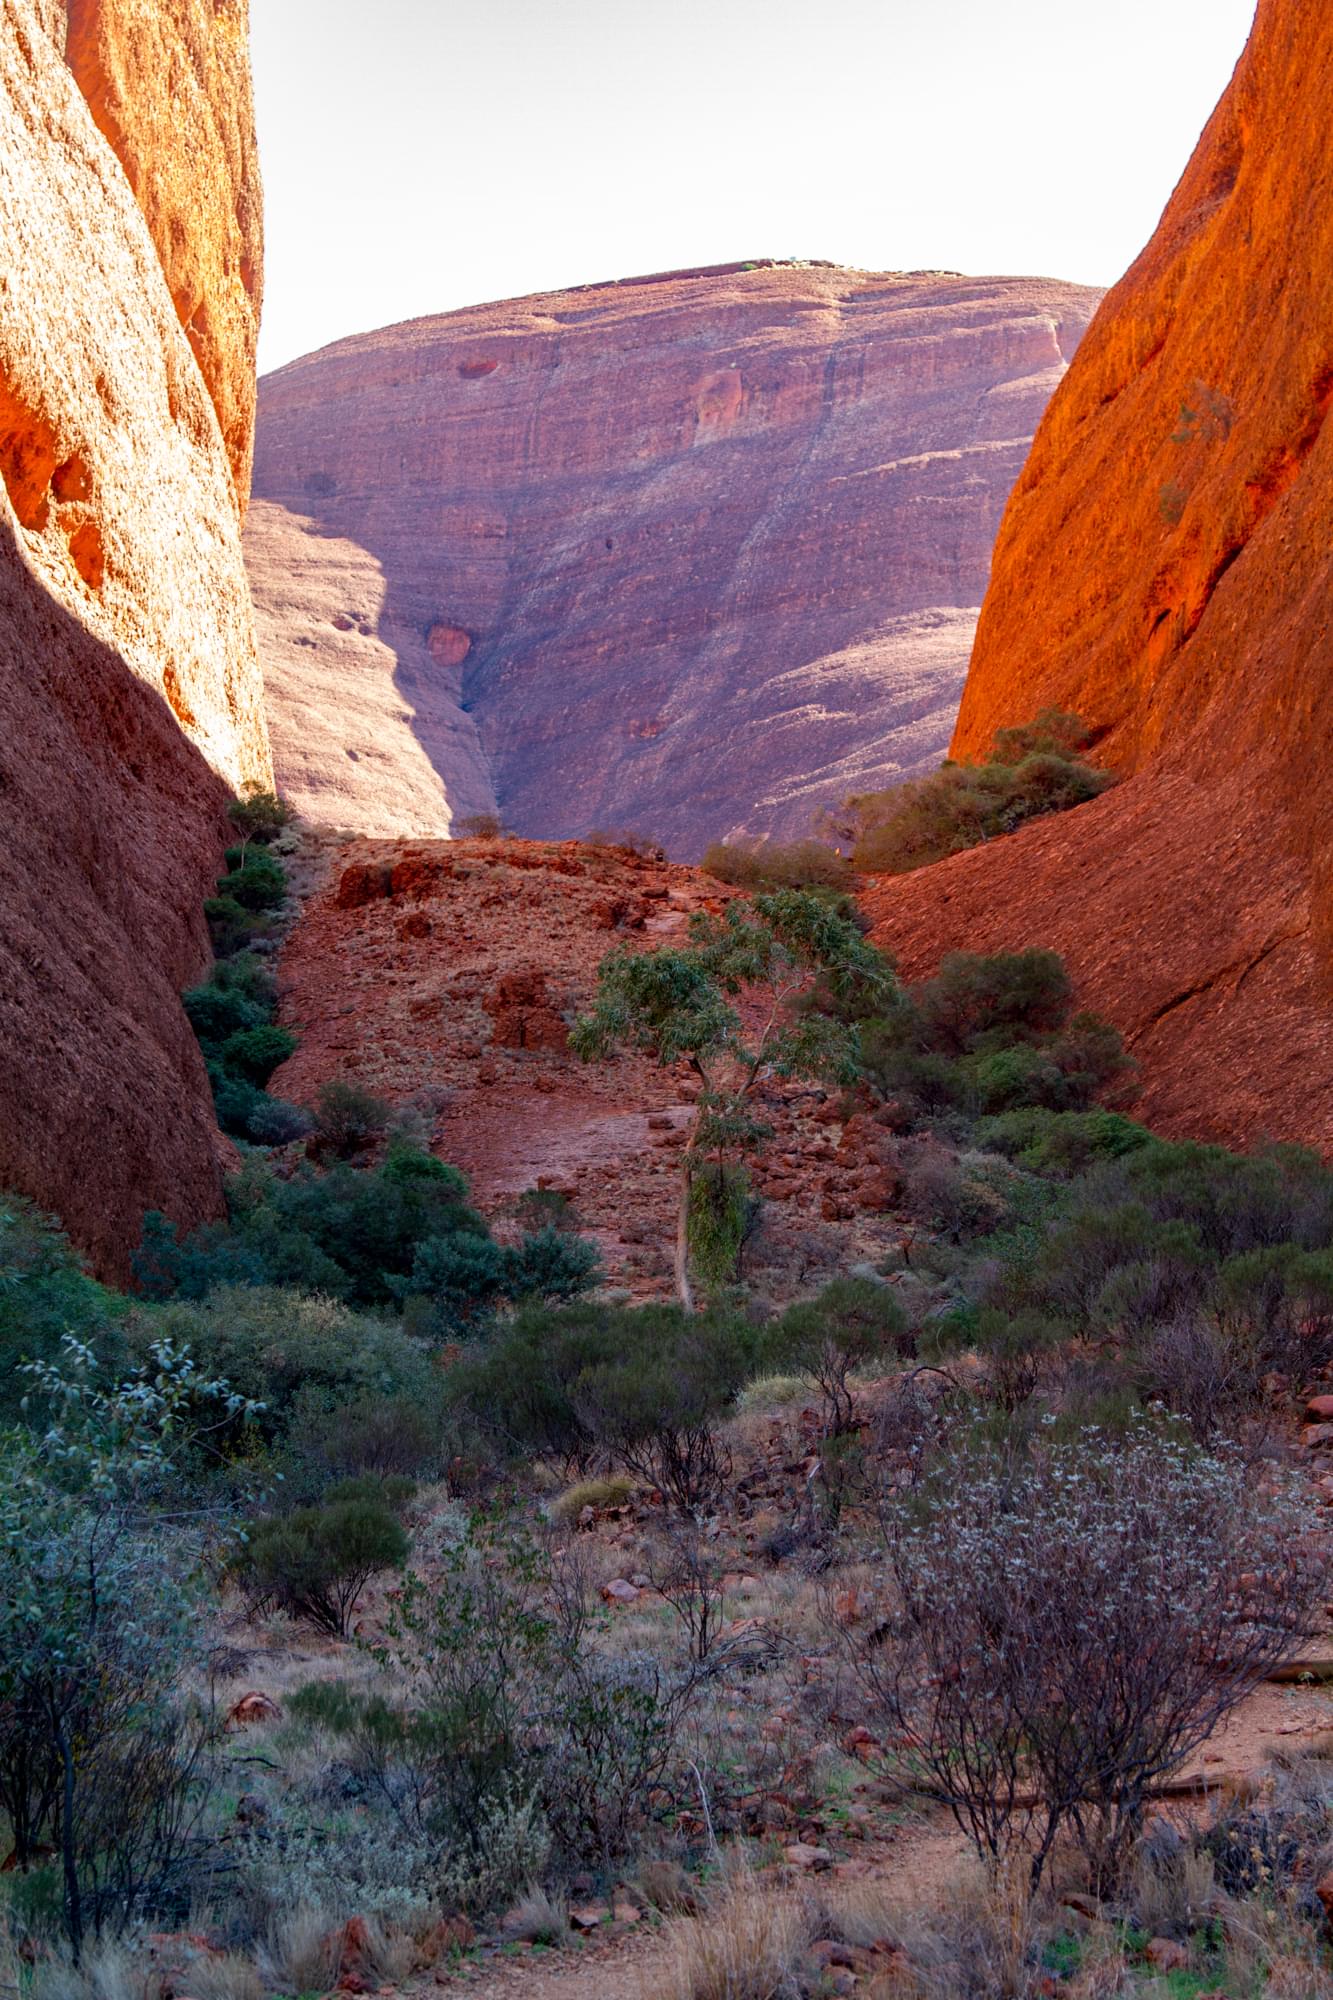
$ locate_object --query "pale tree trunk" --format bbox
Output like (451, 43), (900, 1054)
(675, 1159), (695, 1314)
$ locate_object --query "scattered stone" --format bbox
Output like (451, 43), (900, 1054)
(1145, 1937), (1189, 1972)
(784, 1842), (833, 1871)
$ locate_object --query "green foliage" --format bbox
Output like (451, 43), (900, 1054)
(574, 889), (896, 1305)
(0, 1340), (252, 1947)
(976, 1107), (1154, 1175)
(686, 1160), (755, 1289)
(450, 1298), (759, 1506)
(307, 1515), (697, 1891)
(768, 1275), (908, 1432)
(219, 1023), (298, 1086)
(846, 709), (1113, 874)
(0, 1195), (126, 1422)
(700, 837), (851, 893)
(233, 1490), (409, 1635)
(854, 949), (1132, 1122)
(215, 850), (286, 914)
(310, 1077), (392, 1159)
(226, 787), (295, 846)
(136, 1287), (435, 1445)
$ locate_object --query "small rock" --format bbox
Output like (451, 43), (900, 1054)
(569, 1903), (612, 1931)
(784, 1842), (833, 1871)
(1308, 1395), (1333, 1421)
(1145, 1937), (1189, 1972)
(601, 1578), (640, 1604)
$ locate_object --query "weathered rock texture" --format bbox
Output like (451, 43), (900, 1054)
(64, 0), (264, 505)
(0, 0), (268, 1275)
(272, 835), (918, 1300)
(865, 0), (1333, 1152)
(249, 265), (1100, 853)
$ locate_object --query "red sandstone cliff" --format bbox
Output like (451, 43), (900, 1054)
(248, 265), (1100, 853)
(865, 0), (1333, 1151)
(0, 0), (268, 1275)
(64, 0), (264, 506)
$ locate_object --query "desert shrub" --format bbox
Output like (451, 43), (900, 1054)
(854, 1424), (1326, 1891)
(453, 811), (510, 839)
(0, 1195), (126, 1422)
(203, 894), (260, 956)
(233, 1490), (409, 1635)
(569, 1302), (758, 1514)
(309, 1078), (392, 1159)
(919, 950), (1074, 1054)
(311, 1519), (698, 1897)
(215, 849), (287, 914)
(227, 787), (295, 847)
(700, 837), (851, 893)
(0, 1343), (250, 1949)
(977, 1106), (1153, 1176)
(767, 1276), (908, 1434)
(137, 1288), (434, 1444)
(182, 982), (264, 1044)
(136, 1151), (499, 1311)
(283, 1388), (447, 1494)
(686, 1159), (759, 1290)
(450, 1299), (758, 1504)
(243, 1094), (313, 1146)
(505, 1222), (603, 1303)
(847, 708), (1113, 875)
(219, 1024), (297, 1087)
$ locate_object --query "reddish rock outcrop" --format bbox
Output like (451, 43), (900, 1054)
(0, 0), (268, 1275)
(249, 266), (1101, 853)
(866, 0), (1333, 1152)
(64, 0), (264, 505)
(271, 838), (920, 1300)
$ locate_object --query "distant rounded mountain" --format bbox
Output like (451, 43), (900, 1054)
(247, 262), (1101, 855)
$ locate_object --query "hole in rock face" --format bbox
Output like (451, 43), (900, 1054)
(304, 470), (337, 498)
(458, 359), (499, 380)
(427, 622), (472, 667)
(53, 454), (92, 502)
(0, 380), (59, 530)
(67, 521), (105, 591)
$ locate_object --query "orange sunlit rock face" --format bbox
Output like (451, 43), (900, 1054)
(64, 0), (264, 507)
(0, 0), (268, 1276)
(866, 0), (1333, 1151)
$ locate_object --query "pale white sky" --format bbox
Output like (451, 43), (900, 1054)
(251, 0), (1257, 376)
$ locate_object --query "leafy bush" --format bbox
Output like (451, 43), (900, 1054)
(700, 837), (851, 893)
(767, 1276), (908, 1433)
(220, 1024), (298, 1087)
(309, 1078), (392, 1159)
(854, 1425), (1326, 1891)
(215, 850), (287, 914)
(976, 1107), (1154, 1176)
(0, 1195), (126, 1422)
(227, 787), (295, 846)
(846, 708), (1113, 875)
(233, 1489), (409, 1635)
(136, 1287), (435, 1443)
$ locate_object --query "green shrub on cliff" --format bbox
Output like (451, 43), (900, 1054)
(844, 708), (1113, 875)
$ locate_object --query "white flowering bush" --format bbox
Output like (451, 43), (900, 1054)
(855, 1423), (1327, 1890)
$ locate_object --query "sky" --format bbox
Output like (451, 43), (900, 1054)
(251, 0), (1257, 377)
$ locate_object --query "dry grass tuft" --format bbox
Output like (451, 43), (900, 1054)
(549, 1474), (637, 1521)
(646, 1867), (808, 2000)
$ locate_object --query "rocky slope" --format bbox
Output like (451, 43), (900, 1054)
(271, 837), (913, 1302)
(248, 265), (1101, 853)
(866, 0), (1333, 1153)
(0, 0), (268, 1276)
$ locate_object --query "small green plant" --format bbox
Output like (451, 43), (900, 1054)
(700, 837), (851, 893)
(767, 1276), (908, 1434)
